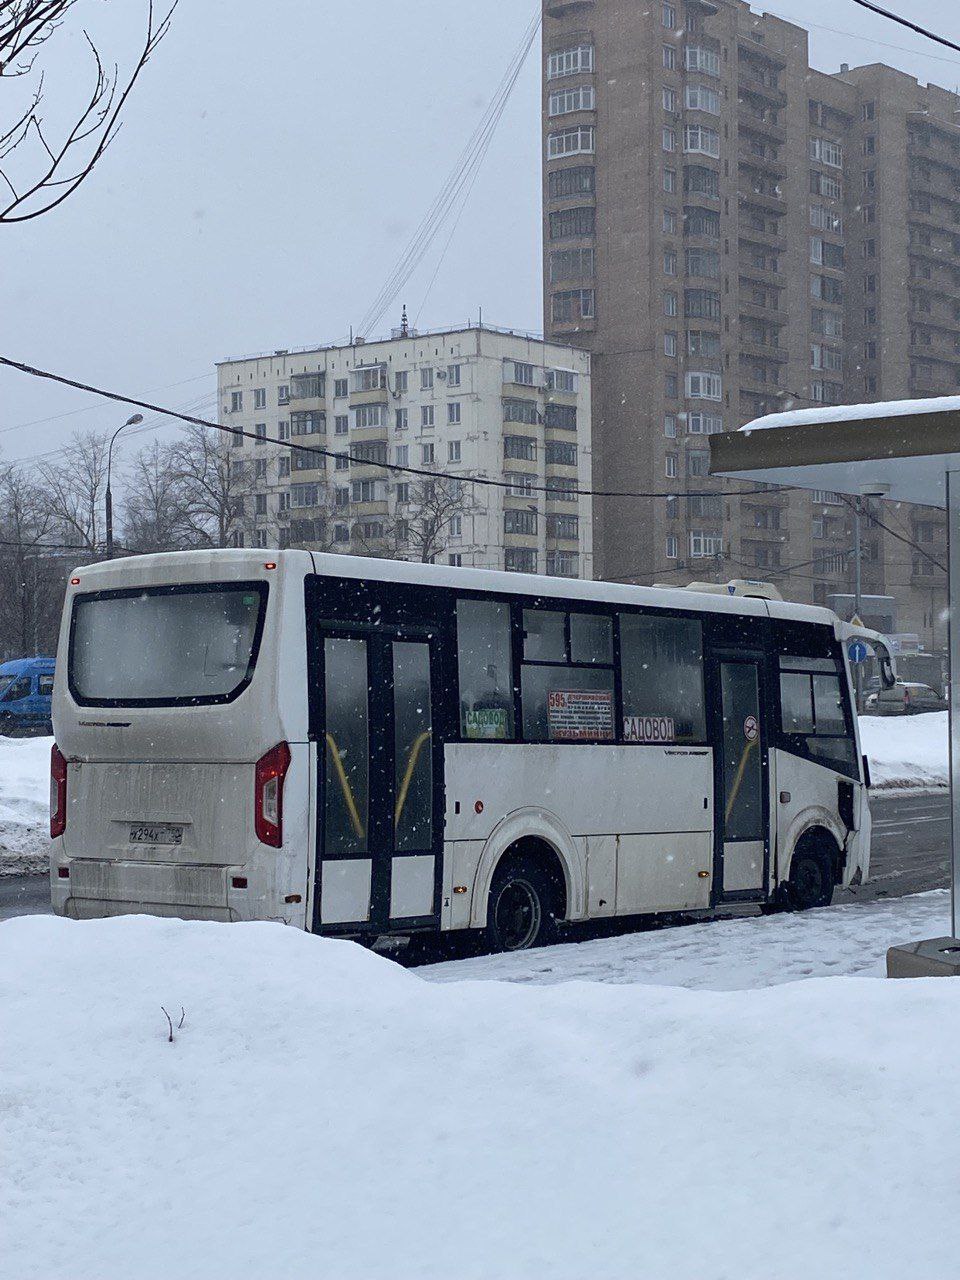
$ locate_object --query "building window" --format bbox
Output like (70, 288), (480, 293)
(546, 476), (578, 501)
(448, 440), (461, 462)
(664, 414), (678, 437)
(334, 453), (348, 471)
(354, 404), (384, 429)
(687, 450), (710, 477)
(546, 368), (578, 392)
(549, 85), (595, 116)
(395, 445), (409, 466)
(504, 435), (536, 461)
(334, 377), (348, 398)
(447, 364), (461, 386)
(665, 453), (678, 478)
(448, 401), (462, 425)
(683, 124), (720, 157)
(662, 2), (676, 27)
(685, 83), (720, 114)
(420, 367), (433, 390)
(663, 208), (678, 235)
(421, 405), (435, 428)
(662, 44), (676, 70)
(688, 330), (720, 358)
(449, 554), (462, 567)
(664, 331), (677, 357)
(552, 289), (595, 322)
(662, 85), (678, 112)
(254, 388), (266, 409)
(504, 398), (539, 425)
(546, 441), (577, 466)
(278, 384), (289, 405)
(278, 420), (289, 441)
(334, 414), (348, 435)
(685, 371), (722, 400)
(352, 365), (386, 392)
(861, 101), (875, 121)
(662, 127), (676, 152)
(663, 168), (677, 193)
(395, 482), (409, 503)
(505, 508), (537, 535)
(333, 524), (349, 544)
(663, 291), (678, 317)
(546, 551), (579, 577)
(421, 443), (435, 465)
(545, 403), (577, 430)
(665, 535), (679, 559)
(230, 391), (242, 412)
(684, 288), (721, 320)
(550, 247), (596, 282)
(505, 548), (537, 573)
(547, 126), (595, 159)
(548, 165), (595, 199)
(684, 206), (720, 238)
(684, 45), (720, 77)
(663, 249), (678, 276)
(547, 44), (594, 80)
(279, 456), (290, 478)
(352, 479), (380, 503)
(549, 206), (595, 239)
(690, 530), (723, 557)
(254, 422), (267, 445)
(395, 408), (408, 431)
(665, 373), (678, 398)
(809, 136), (843, 167)
(509, 361), (535, 386)
(547, 513), (579, 539)
(686, 247), (720, 278)
(688, 411), (723, 435)
(506, 472), (535, 496)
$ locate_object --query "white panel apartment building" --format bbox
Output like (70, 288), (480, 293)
(216, 325), (594, 577)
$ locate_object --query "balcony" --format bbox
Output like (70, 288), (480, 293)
(738, 338), (788, 363)
(738, 147), (786, 179)
(736, 75), (787, 110)
(289, 374), (325, 400)
(738, 115), (787, 147)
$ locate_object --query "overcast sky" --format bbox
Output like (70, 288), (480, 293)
(0, 0), (956, 471)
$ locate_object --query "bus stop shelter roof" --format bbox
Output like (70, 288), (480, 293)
(708, 394), (960, 506)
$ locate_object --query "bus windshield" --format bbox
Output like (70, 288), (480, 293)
(69, 583), (267, 706)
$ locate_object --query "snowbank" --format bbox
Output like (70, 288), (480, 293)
(0, 735), (50, 874)
(861, 711), (948, 790)
(3, 913), (960, 1280)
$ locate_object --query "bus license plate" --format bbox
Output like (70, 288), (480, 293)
(129, 824), (184, 846)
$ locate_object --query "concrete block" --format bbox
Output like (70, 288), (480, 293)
(887, 937), (960, 979)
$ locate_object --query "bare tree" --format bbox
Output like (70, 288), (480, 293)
(0, 461), (69, 656)
(37, 428), (108, 551)
(121, 437), (195, 553)
(0, 0), (177, 223)
(357, 476), (477, 563)
(172, 423), (259, 548)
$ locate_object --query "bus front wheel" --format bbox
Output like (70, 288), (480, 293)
(786, 848), (834, 911)
(485, 855), (561, 953)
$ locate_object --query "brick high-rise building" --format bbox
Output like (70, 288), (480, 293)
(541, 0), (959, 651)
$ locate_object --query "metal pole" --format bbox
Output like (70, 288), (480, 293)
(853, 497), (863, 713)
(105, 413), (143, 558)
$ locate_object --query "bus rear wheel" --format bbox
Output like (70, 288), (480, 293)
(787, 849), (834, 911)
(485, 856), (560, 953)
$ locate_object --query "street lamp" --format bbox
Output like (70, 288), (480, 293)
(105, 413), (144, 557)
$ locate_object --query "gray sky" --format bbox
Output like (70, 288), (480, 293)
(0, 0), (956, 470)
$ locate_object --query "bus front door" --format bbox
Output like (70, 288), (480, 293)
(714, 656), (769, 902)
(315, 629), (441, 934)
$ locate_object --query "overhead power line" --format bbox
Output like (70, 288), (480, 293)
(847, 0), (960, 56)
(356, 7), (541, 339)
(0, 354), (786, 502)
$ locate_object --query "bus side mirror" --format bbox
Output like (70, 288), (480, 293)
(879, 655), (896, 690)
(862, 754), (872, 789)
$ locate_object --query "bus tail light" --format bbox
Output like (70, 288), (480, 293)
(255, 741), (291, 847)
(50, 744), (68, 838)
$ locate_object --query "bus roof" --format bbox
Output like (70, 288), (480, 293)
(68, 548), (839, 629)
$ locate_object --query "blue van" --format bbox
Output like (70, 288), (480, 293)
(0, 657), (55, 735)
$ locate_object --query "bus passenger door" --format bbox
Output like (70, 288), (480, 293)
(315, 630), (441, 934)
(713, 656), (769, 901)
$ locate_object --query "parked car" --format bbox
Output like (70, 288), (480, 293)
(0, 657), (55, 735)
(864, 680), (947, 716)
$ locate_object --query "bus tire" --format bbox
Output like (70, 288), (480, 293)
(786, 847), (834, 911)
(485, 854), (561, 953)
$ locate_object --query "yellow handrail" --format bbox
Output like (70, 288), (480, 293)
(395, 730), (432, 827)
(325, 733), (365, 839)
(724, 738), (757, 824)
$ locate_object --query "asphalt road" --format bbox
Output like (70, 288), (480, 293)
(0, 791), (950, 924)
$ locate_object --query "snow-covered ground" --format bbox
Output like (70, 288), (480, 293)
(4, 906), (960, 1280)
(860, 710), (948, 790)
(0, 735), (51, 874)
(0, 713), (948, 872)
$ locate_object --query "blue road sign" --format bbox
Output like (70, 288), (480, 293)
(848, 640), (869, 665)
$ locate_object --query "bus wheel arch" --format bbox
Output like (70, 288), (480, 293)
(470, 809), (583, 934)
(785, 826), (841, 911)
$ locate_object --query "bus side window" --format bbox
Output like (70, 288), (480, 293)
(457, 599), (515, 739)
(778, 656), (857, 777)
(618, 614), (706, 743)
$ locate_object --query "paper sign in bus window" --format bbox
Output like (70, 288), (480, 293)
(623, 715), (676, 743)
(547, 689), (614, 741)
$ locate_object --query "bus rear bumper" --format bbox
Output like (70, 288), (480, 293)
(50, 855), (307, 927)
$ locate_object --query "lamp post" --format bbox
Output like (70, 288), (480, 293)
(105, 413), (144, 557)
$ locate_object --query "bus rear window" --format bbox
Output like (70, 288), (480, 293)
(69, 583), (267, 706)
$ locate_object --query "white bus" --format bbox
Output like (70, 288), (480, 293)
(50, 550), (892, 951)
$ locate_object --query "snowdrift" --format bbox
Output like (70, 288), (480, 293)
(3, 914), (960, 1280)
(860, 710), (948, 790)
(0, 735), (51, 873)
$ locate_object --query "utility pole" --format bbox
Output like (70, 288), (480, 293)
(105, 413), (144, 557)
(853, 496), (864, 712)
